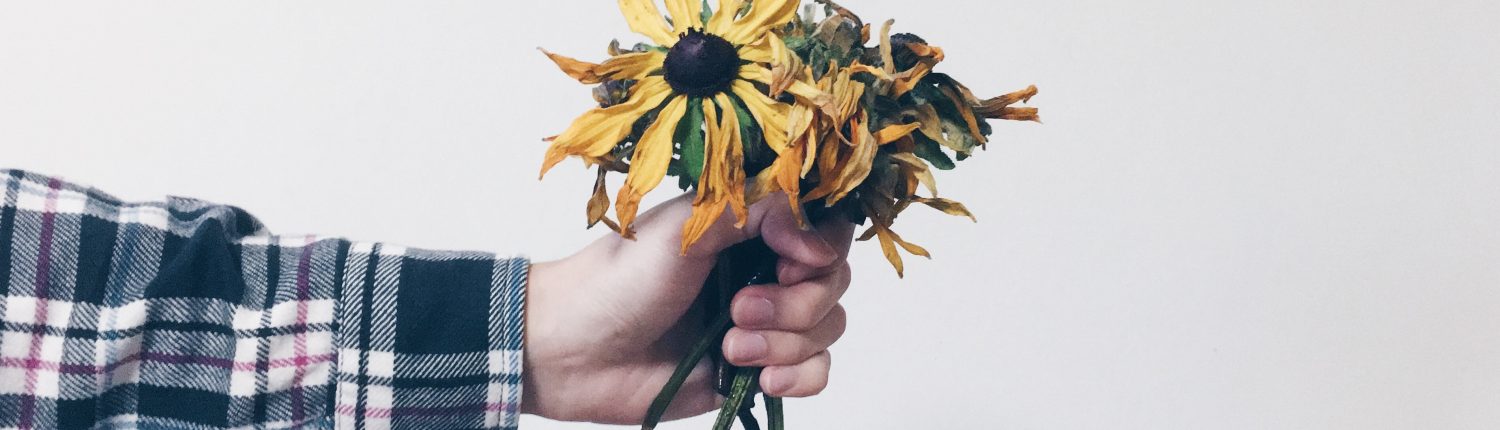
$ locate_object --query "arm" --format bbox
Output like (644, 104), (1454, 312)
(0, 169), (851, 428)
(0, 170), (526, 429)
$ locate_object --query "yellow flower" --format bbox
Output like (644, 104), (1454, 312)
(539, 0), (826, 248)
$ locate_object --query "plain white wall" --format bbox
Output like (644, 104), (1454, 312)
(3, 1), (1498, 429)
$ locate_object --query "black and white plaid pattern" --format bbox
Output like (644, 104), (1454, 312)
(0, 170), (526, 429)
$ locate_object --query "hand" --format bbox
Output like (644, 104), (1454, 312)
(524, 192), (854, 424)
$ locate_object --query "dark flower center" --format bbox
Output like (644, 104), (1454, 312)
(664, 28), (740, 97)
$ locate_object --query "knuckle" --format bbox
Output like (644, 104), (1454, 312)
(827, 304), (848, 337)
(802, 354), (832, 396)
(786, 303), (824, 332)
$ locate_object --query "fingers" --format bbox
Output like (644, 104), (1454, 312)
(759, 202), (838, 268)
(761, 351), (831, 398)
(774, 215), (855, 285)
(723, 304), (846, 367)
(732, 263), (851, 331)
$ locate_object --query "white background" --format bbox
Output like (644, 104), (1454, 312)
(3, 1), (1498, 428)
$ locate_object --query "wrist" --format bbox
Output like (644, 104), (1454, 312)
(521, 258), (603, 421)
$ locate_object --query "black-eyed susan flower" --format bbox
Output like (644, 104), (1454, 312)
(536, 2), (1041, 429)
(539, 0), (828, 249)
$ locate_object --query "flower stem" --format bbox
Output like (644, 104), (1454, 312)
(712, 367), (762, 430)
(641, 312), (733, 430)
(738, 396), (761, 430)
(766, 395), (784, 430)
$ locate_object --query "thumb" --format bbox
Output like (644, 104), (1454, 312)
(625, 191), (838, 270)
(584, 192), (838, 327)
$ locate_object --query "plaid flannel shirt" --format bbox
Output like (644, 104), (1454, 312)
(0, 170), (527, 429)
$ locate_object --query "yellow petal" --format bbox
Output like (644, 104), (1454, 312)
(682, 96), (749, 253)
(995, 107), (1040, 122)
(713, 94), (750, 227)
(871, 223), (905, 278)
(619, 0), (677, 46)
(587, 167), (624, 233)
(826, 117), (877, 205)
(720, 0), (800, 45)
(730, 79), (790, 154)
(540, 77), (674, 178)
(597, 50), (666, 81)
(540, 49), (603, 84)
(889, 152), (938, 198)
(874, 123), (921, 145)
(801, 127), (818, 177)
(976, 85), (1041, 122)
(800, 131), (847, 203)
(663, 0), (703, 35)
(739, 64), (831, 113)
(706, 0), (745, 34)
(616, 94), (691, 234)
(736, 31), (787, 65)
(773, 145), (804, 225)
(831, 67), (866, 123)
(891, 229), (931, 259)
(891, 62), (934, 97)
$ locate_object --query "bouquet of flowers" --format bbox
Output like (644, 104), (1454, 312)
(539, 0), (1038, 428)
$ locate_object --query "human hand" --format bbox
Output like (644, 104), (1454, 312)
(523, 192), (854, 424)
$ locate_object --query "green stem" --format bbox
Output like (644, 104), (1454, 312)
(712, 367), (762, 430)
(641, 312), (734, 430)
(737, 397), (761, 430)
(765, 395), (784, 430)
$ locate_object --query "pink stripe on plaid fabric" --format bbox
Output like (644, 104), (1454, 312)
(18, 178), (61, 429)
(290, 235), (316, 423)
(335, 403), (519, 418)
(2, 352), (336, 374)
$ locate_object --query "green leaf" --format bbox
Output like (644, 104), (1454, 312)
(700, 0), (713, 26)
(676, 97), (706, 184)
(913, 134), (956, 170)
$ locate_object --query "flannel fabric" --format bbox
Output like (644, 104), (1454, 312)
(0, 170), (527, 429)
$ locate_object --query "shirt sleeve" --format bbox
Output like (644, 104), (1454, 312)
(0, 169), (527, 430)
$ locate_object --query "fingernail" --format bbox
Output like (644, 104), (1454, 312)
(736, 297), (775, 327)
(730, 333), (768, 363)
(764, 368), (795, 394)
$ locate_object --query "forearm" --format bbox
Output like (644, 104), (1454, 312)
(0, 169), (530, 429)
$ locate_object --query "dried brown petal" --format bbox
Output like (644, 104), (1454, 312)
(912, 196), (977, 222)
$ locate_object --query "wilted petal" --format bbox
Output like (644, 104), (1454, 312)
(664, 0), (703, 34)
(616, 94), (691, 235)
(889, 152), (938, 198)
(730, 80), (791, 154)
(706, 0), (746, 35)
(541, 77), (674, 177)
(874, 123), (921, 145)
(540, 49), (603, 84)
(587, 167), (623, 233)
(913, 196), (977, 222)
(976, 85), (1040, 121)
(871, 223), (904, 278)
(827, 117), (878, 205)
(620, 0), (677, 46)
(720, 0), (800, 45)
(597, 50), (666, 81)
(936, 83), (986, 144)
